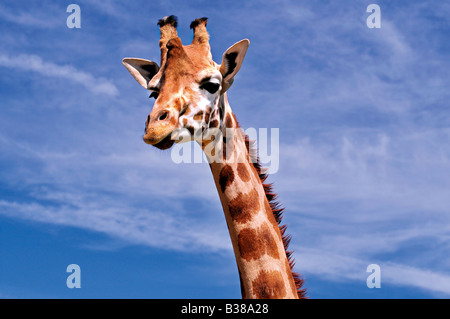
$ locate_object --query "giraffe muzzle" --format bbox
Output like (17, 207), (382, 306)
(143, 108), (177, 149)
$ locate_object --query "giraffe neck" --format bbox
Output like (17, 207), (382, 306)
(202, 94), (301, 299)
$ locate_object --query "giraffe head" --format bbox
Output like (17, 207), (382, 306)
(122, 16), (249, 150)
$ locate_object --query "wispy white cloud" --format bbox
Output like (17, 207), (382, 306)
(297, 248), (450, 296)
(271, 127), (450, 296)
(0, 131), (227, 252)
(0, 53), (119, 97)
(0, 197), (230, 252)
(382, 263), (450, 296)
(277, 128), (450, 213)
(88, 0), (131, 20)
(0, 3), (61, 28)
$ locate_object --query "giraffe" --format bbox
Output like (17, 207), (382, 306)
(122, 16), (306, 299)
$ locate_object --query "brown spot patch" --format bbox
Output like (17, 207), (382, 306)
(170, 115), (177, 126)
(209, 145), (216, 157)
(193, 111), (203, 120)
(251, 270), (287, 299)
(228, 188), (260, 224)
(219, 164), (234, 193)
(237, 162), (251, 183)
(237, 225), (279, 262)
(209, 119), (219, 128)
(225, 113), (233, 128)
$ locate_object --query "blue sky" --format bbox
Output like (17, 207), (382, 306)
(0, 0), (449, 298)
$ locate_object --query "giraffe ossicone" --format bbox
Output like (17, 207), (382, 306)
(122, 15), (306, 299)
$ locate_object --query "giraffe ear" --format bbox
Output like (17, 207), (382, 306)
(219, 39), (249, 92)
(122, 58), (159, 89)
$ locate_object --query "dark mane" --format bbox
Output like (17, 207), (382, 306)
(190, 17), (208, 29)
(244, 133), (307, 299)
(157, 15), (178, 28)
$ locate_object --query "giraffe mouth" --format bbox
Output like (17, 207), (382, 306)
(152, 133), (175, 150)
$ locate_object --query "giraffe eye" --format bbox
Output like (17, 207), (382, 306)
(200, 82), (220, 94)
(149, 91), (159, 99)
